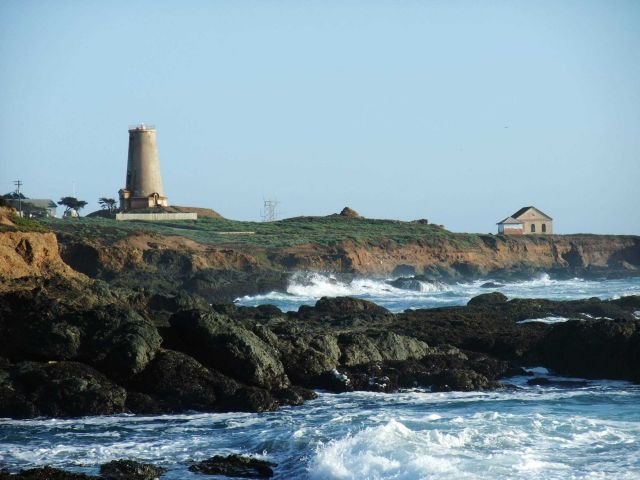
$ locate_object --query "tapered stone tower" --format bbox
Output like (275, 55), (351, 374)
(119, 124), (169, 210)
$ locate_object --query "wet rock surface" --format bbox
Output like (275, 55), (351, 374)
(0, 360), (127, 419)
(0, 467), (100, 479)
(188, 454), (276, 478)
(99, 460), (167, 479)
(467, 291), (508, 306)
(1, 277), (639, 419)
(0, 461), (167, 480)
(167, 309), (289, 390)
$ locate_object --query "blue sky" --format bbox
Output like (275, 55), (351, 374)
(1, 1), (639, 233)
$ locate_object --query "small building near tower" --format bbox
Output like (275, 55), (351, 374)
(119, 124), (169, 210)
(497, 206), (553, 235)
(2, 194), (57, 218)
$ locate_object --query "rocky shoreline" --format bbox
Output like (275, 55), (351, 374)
(2, 276), (639, 422)
(0, 456), (274, 479)
(1, 215), (640, 477)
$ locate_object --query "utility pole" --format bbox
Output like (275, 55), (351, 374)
(13, 180), (22, 217)
(261, 199), (279, 222)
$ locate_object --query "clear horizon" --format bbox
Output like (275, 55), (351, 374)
(1, 1), (639, 234)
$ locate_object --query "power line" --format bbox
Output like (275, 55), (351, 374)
(13, 180), (23, 216)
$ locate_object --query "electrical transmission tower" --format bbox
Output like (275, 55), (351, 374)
(261, 199), (280, 222)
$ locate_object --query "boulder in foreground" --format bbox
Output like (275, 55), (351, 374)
(188, 454), (276, 478)
(100, 459), (167, 480)
(0, 467), (99, 479)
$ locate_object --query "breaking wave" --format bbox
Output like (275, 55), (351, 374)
(237, 272), (640, 312)
(308, 383), (640, 480)
(3, 377), (640, 479)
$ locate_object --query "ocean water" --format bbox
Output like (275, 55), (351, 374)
(237, 272), (640, 313)
(2, 275), (640, 479)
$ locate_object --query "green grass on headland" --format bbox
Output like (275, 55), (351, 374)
(40, 215), (483, 249)
(0, 213), (49, 233)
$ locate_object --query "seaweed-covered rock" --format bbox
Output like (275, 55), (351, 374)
(0, 295), (162, 382)
(125, 349), (238, 413)
(429, 369), (498, 392)
(100, 459), (167, 480)
(538, 319), (640, 381)
(311, 296), (390, 317)
(467, 292), (508, 306)
(168, 309), (289, 389)
(338, 331), (428, 366)
(0, 466), (99, 479)
(279, 334), (341, 386)
(189, 454), (276, 478)
(386, 276), (424, 291)
(273, 386), (317, 406)
(70, 306), (163, 381)
(0, 361), (126, 418)
(0, 288), (81, 361)
(338, 333), (383, 366)
(221, 386), (279, 412)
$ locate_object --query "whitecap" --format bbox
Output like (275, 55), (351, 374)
(517, 316), (571, 324)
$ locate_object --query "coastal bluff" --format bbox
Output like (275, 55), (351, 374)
(1, 212), (639, 301)
(44, 216), (640, 302)
(0, 214), (639, 419)
(1, 213), (639, 478)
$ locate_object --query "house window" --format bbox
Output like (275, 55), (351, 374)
(542, 224), (546, 233)
(531, 224), (536, 233)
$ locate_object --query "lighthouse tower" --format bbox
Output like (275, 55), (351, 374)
(119, 124), (169, 210)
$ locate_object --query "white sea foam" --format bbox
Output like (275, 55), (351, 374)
(3, 385), (640, 479)
(307, 389), (640, 479)
(237, 272), (640, 313)
(525, 367), (550, 375)
(517, 316), (571, 324)
(309, 420), (468, 480)
(287, 273), (395, 298)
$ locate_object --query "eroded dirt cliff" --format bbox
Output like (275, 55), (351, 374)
(281, 234), (640, 279)
(0, 231), (84, 284)
(2, 212), (638, 301)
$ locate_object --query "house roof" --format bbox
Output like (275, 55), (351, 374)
(511, 206), (553, 220)
(497, 216), (524, 225)
(9, 198), (57, 209)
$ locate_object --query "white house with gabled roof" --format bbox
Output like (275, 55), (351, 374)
(497, 206), (553, 235)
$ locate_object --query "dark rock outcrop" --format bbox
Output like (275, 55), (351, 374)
(277, 334), (341, 386)
(0, 360), (126, 419)
(538, 318), (640, 381)
(168, 309), (289, 390)
(429, 369), (500, 392)
(467, 292), (508, 306)
(1, 272), (639, 421)
(339, 207), (361, 218)
(71, 306), (162, 381)
(0, 291), (162, 382)
(0, 467), (99, 479)
(100, 460), (167, 480)
(337, 331), (429, 366)
(188, 455), (276, 478)
(124, 349), (238, 413)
